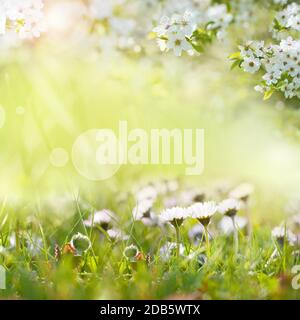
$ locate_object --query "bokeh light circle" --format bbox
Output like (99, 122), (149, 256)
(72, 129), (121, 181)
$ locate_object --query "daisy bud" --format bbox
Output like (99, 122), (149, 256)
(70, 232), (91, 256)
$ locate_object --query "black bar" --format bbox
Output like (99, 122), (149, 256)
(0, 300), (299, 319)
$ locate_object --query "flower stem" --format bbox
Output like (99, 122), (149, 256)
(175, 226), (180, 258)
(232, 216), (239, 256)
(245, 202), (252, 240)
(204, 226), (210, 255)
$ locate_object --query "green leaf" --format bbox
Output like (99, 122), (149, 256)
(228, 51), (241, 60)
(263, 89), (274, 100)
(86, 255), (98, 273)
(230, 59), (242, 70)
(190, 42), (204, 53)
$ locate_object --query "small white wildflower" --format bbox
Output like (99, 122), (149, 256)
(84, 209), (117, 229)
(153, 15), (171, 37)
(272, 226), (296, 246)
(89, 0), (119, 20)
(251, 40), (265, 58)
(219, 216), (248, 235)
(290, 214), (300, 228)
(188, 201), (217, 226)
(133, 200), (159, 226)
(163, 196), (178, 208)
(218, 198), (242, 217)
(135, 184), (158, 202)
(238, 44), (254, 59)
(166, 33), (191, 56)
(254, 85), (264, 93)
(273, 0), (288, 5)
(229, 183), (254, 202)
(180, 188), (206, 206)
(159, 206), (189, 227)
(1, 0), (46, 39)
(156, 38), (167, 52)
(241, 57), (261, 73)
(107, 228), (129, 242)
(205, 4), (232, 31)
(132, 199), (153, 220)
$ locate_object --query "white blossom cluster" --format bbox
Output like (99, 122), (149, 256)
(153, 11), (195, 56)
(237, 38), (300, 99)
(89, 0), (136, 51)
(0, 0), (46, 40)
(273, 0), (288, 5)
(153, 3), (233, 56)
(89, 0), (158, 54)
(272, 2), (300, 39)
(231, 0), (256, 28)
(231, 1), (300, 100)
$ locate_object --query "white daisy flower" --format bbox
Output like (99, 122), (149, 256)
(218, 198), (242, 217)
(180, 188), (206, 206)
(219, 216), (248, 235)
(135, 185), (158, 202)
(132, 199), (153, 220)
(159, 206), (189, 227)
(229, 183), (254, 202)
(188, 201), (218, 226)
(84, 209), (117, 230)
(290, 214), (300, 228)
(107, 228), (129, 242)
(163, 196), (178, 208)
(132, 198), (161, 227)
(272, 226), (296, 246)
